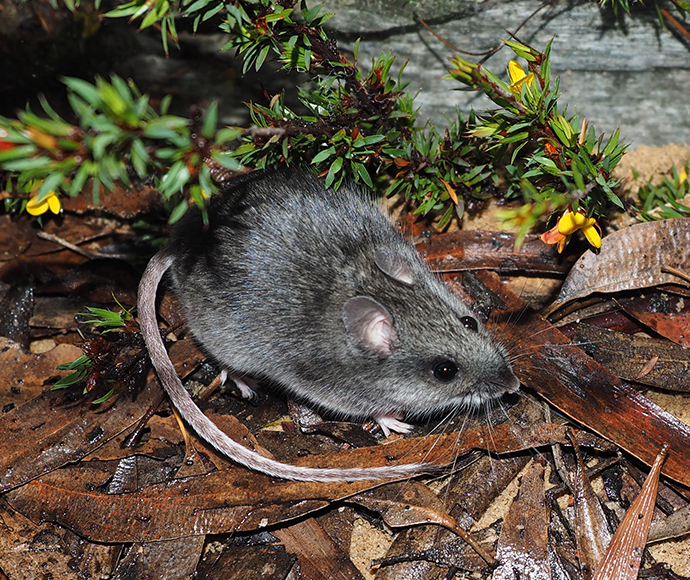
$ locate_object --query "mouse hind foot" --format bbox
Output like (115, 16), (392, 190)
(220, 369), (260, 402)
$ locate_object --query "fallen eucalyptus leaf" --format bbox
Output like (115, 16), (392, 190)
(617, 290), (690, 348)
(416, 230), (576, 275)
(592, 445), (668, 580)
(352, 481), (496, 565)
(465, 271), (690, 488)
(274, 518), (364, 580)
(111, 537), (205, 580)
(564, 323), (690, 392)
(567, 431), (613, 578)
(3, 421), (605, 543)
(648, 503), (690, 543)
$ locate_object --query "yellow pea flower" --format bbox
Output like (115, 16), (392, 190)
(26, 191), (62, 216)
(540, 209), (601, 253)
(508, 60), (535, 96)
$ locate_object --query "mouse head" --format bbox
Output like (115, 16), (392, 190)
(341, 245), (520, 418)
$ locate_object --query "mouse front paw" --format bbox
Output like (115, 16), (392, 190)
(374, 413), (413, 438)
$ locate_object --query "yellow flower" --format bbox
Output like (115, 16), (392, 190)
(679, 166), (687, 184)
(540, 209), (601, 253)
(557, 210), (601, 247)
(26, 191), (61, 216)
(508, 60), (535, 96)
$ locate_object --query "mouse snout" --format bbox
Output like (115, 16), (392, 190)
(502, 371), (521, 395)
(471, 364), (520, 404)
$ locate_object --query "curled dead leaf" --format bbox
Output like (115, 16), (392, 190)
(548, 218), (690, 313)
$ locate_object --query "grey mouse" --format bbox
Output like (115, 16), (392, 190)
(137, 169), (519, 481)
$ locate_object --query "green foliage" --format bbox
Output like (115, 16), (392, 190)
(448, 38), (627, 245)
(0, 75), (240, 220)
(598, 0), (689, 19)
(51, 298), (144, 403)
(79, 296), (133, 333)
(599, 0), (635, 15)
(2, 0), (632, 241)
(54, 355), (93, 389)
(635, 162), (690, 220)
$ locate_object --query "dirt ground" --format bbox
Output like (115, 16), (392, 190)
(614, 143), (690, 190)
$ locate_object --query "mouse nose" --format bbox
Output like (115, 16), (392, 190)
(504, 372), (521, 394)
(480, 367), (520, 398)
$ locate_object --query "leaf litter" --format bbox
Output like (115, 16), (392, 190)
(1, 149), (690, 579)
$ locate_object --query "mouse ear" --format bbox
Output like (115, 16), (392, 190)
(374, 248), (416, 286)
(342, 296), (398, 357)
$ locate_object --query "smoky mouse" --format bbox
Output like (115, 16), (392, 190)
(137, 169), (519, 481)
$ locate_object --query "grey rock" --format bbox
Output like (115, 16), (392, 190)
(322, 0), (690, 147)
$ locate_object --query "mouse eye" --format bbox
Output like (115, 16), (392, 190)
(460, 316), (478, 332)
(432, 359), (458, 382)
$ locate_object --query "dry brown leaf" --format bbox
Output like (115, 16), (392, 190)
(416, 230), (576, 275)
(636, 356), (660, 380)
(196, 544), (297, 579)
(111, 537), (205, 580)
(372, 528), (496, 578)
(568, 433), (613, 579)
(492, 460), (550, 580)
(0, 371), (165, 493)
(274, 519), (364, 580)
(3, 422), (607, 544)
(351, 481), (496, 565)
(0, 337), (83, 408)
(60, 182), (160, 218)
(564, 323), (690, 392)
(37, 258), (141, 305)
(353, 482), (455, 529)
(648, 503), (690, 543)
(467, 271), (690, 488)
(3, 462), (340, 543)
(371, 453), (531, 578)
(0, 498), (118, 580)
(592, 445), (668, 580)
(617, 291), (690, 348)
(548, 497), (582, 578)
(550, 218), (690, 311)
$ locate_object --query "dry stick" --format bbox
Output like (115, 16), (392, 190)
(444, 519), (498, 569)
(416, 0), (557, 62)
(371, 517), (498, 570)
(661, 8), (690, 43)
(415, 16), (496, 56)
(198, 372), (226, 400)
(123, 396), (165, 448)
(481, 0), (558, 65)
(512, 0), (559, 36)
(36, 231), (103, 259)
(546, 455), (622, 499)
(36, 230), (128, 260)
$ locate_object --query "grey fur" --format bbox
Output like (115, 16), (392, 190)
(138, 169), (519, 481)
